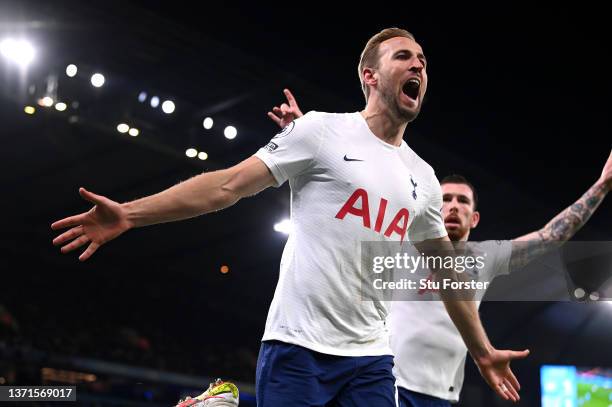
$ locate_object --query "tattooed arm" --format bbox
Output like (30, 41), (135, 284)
(510, 150), (611, 270)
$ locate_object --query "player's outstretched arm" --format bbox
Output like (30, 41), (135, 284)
(52, 156), (275, 261)
(510, 150), (611, 269)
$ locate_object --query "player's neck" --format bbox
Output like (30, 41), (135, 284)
(360, 106), (407, 147)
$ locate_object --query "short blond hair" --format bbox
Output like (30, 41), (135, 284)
(358, 28), (416, 102)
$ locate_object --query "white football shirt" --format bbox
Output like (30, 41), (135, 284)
(254, 111), (447, 356)
(390, 240), (512, 401)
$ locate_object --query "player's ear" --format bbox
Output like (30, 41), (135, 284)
(363, 67), (378, 87)
(470, 211), (480, 229)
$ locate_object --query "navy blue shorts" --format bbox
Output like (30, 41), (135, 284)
(256, 340), (397, 407)
(398, 387), (451, 407)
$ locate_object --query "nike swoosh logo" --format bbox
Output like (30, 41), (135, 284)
(343, 155), (364, 162)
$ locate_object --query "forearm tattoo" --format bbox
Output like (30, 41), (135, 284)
(542, 182), (607, 241)
(510, 181), (608, 270)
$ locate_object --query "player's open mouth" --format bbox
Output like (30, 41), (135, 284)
(444, 215), (461, 227)
(402, 78), (421, 101)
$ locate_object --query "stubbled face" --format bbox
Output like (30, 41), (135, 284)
(373, 36), (428, 122)
(441, 183), (480, 241)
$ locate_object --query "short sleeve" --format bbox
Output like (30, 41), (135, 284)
(254, 111), (325, 187)
(474, 240), (513, 281)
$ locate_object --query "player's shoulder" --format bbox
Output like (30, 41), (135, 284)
(404, 144), (436, 177)
(295, 111), (360, 142)
(463, 240), (512, 257)
(301, 110), (357, 125)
